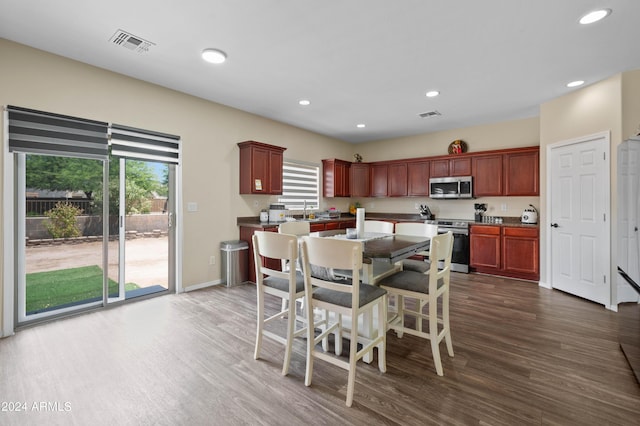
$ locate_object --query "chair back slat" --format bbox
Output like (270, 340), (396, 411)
(395, 222), (438, 238)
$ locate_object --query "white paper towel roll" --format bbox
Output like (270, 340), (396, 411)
(356, 208), (365, 239)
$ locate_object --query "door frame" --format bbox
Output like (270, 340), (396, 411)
(2, 138), (183, 337)
(545, 130), (612, 309)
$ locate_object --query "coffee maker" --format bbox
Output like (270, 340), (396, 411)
(474, 203), (487, 222)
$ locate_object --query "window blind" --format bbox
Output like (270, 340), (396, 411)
(6, 105), (109, 160)
(110, 124), (180, 165)
(278, 160), (320, 210)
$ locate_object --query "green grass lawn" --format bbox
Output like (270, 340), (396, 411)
(26, 265), (139, 313)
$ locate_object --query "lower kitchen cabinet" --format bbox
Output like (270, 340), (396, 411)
(239, 225), (279, 283)
(502, 227), (539, 279)
(470, 225), (539, 281)
(469, 225), (501, 270)
(239, 220), (354, 282)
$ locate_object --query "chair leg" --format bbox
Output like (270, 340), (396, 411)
(345, 325), (359, 407)
(378, 296), (387, 373)
(305, 300), (315, 387)
(396, 295), (404, 338)
(335, 314), (343, 356)
(254, 289), (264, 360)
(281, 296), (296, 376)
(321, 309), (330, 352)
(429, 298), (443, 376)
(417, 300), (426, 333)
(443, 290), (454, 357)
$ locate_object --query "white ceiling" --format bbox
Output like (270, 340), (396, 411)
(1, 1), (639, 143)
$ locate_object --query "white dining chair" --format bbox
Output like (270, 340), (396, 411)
(364, 220), (395, 234)
(252, 231), (307, 376)
(300, 236), (387, 407)
(278, 221), (310, 271)
(394, 222), (439, 273)
(378, 231), (454, 376)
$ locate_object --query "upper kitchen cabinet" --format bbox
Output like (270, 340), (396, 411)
(503, 148), (539, 196)
(472, 154), (503, 196)
(322, 159), (351, 197)
(430, 156), (472, 178)
(388, 162), (408, 197)
(238, 141), (286, 195)
(350, 162), (370, 197)
(472, 147), (539, 197)
(407, 159), (430, 196)
(370, 163), (389, 197)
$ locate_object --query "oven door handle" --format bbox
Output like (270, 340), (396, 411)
(437, 228), (469, 236)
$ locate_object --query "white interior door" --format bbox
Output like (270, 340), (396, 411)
(548, 132), (610, 306)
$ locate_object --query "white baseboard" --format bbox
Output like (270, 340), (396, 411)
(538, 280), (551, 289)
(183, 280), (223, 292)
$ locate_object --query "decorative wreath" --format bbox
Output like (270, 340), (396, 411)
(448, 139), (467, 155)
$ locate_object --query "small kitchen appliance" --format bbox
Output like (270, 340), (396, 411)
(474, 203), (487, 222)
(521, 205), (538, 224)
(268, 204), (286, 222)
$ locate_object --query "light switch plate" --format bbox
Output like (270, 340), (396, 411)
(187, 202), (198, 212)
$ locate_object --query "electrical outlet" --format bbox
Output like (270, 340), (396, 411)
(209, 255), (215, 265)
(415, 203), (419, 210)
(501, 203), (508, 212)
(253, 200), (259, 208)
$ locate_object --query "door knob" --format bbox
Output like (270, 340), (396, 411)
(550, 223), (559, 228)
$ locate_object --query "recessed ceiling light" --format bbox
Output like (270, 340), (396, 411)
(579, 9), (611, 25)
(567, 80), (585, 88)
(201, 48), (227, 64)
(356, 124), (366, 128)
(299, 99), (310, 106)
(426, 90), (440, 98)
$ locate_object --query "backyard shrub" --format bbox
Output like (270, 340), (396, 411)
(45, 202), (83, 238)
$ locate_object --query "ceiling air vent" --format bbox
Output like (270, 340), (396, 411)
(419, 110), (442, 118)
(109, 29), (155, 53)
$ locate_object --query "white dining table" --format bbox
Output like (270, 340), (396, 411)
(308, 229), (431, 363)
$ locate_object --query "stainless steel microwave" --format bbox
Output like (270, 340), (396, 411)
(429, 176), (473, 199)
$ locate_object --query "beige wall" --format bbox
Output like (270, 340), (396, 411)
(4, 36), (634, 333)
(622, 70), (640, 140)
(0, 39), (352, 333)
(349, 117), (540, 220)
(539, 74), (624, 302)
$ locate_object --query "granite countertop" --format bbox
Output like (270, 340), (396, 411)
(237, 213), (539, 229)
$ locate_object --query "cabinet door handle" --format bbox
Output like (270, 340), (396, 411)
(550, 223), (559, 228)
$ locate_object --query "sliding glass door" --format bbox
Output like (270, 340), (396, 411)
(108, 158), (175, 302)
(7, 106), (180, 327)
(18, 153), (107, 321)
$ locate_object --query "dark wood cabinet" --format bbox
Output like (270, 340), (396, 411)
(430, 157), (472, 177)
(350, 163), (370, 197)
(407, 160), (430, 196)
(322, 159), (351, 197)
(502, 227), (539, 280)
(238, 141), (286, 195)
(370, 163), (388, 197)
(388, 162), (408, 197)
(470, 225), (501, 270)
(470, 224), (539, 281)
(321, 146), (538, 200)
(240, 225), (279, 283)
(339, 220), (356, 229)
(504, 149), (539, 196)
(472, 154), (503, 196)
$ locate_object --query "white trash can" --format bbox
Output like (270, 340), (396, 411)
(220, 240), (249, 287)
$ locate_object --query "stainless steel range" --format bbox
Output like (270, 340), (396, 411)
(426, 219), (470, 273)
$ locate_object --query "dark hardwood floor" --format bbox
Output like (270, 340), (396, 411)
(1, 273), (639, 425)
